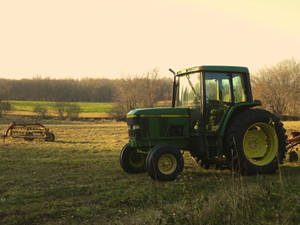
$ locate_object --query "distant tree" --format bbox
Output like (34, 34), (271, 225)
(252, 58), (300, 117)
(54, 102), (67, 119)
(0, 100), (12, 117)
(33, 105), (48, 119)
(53, 102), (81, 120)
(66, 103), (81, 120)
(2, 102), (11, 113)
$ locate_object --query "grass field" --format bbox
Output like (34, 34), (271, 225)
(4, 100), (116, 119)
(7, 100), (115, 113)
(5, 100), (171, 119)
(0, 119), (299, 225)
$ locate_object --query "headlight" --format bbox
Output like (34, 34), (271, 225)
(132, 124), (140, 130)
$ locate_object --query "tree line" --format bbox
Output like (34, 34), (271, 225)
(0, 77), (115, 102)
(0, 69), (173, 119)
(1, 59), (300, 119)
(0, 72), (172, 103)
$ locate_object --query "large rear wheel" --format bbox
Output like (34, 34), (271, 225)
(146, 144), (184, 181)
(225, 109), (287, 175)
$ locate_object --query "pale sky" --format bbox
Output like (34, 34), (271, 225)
(0, 0), (299, 79)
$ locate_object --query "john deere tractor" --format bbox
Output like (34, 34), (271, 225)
(120, 66), (287, 181)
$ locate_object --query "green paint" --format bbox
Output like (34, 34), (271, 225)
(215, 101), (262, 155)
(219, 101), (261, 136)
(127, 107), (190, 116)
(127, 107), (190, 150)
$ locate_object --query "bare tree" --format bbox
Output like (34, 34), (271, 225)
(252, 58), (300, 117)
(33, 105), (48, 119)
(112, 69), (171, 120)
(53, 102), (81, 120)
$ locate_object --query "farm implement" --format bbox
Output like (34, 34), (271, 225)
(287, 131), (300, 162)
(2, 122), (55, 142)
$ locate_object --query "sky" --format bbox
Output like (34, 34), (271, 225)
(0, 0), (299, 79)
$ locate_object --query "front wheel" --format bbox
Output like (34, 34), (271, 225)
(146, 144), (184, 181)
(120, 144), (146, 173)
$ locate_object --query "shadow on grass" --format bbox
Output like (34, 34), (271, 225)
(55, 140), (94, 144)
(183, 168), (233, 180)
(183, 162), (300, 180)
(281, 163), (300, 176)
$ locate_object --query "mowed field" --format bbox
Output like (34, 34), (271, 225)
(7, 100), (116, 118)
(0, 117), (300, 225)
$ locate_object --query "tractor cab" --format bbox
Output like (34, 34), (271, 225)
(176, 66), (252, 132)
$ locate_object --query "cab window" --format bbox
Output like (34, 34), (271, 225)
(205, 72), (232, 103)
(232, 74), (247, 103)
(177, 72), (201, 107)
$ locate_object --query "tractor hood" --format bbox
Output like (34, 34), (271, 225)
(126, 107), (191, 149)
(127, 107), (190, 118)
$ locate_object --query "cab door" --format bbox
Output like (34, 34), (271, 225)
(204, 72), (233, 132)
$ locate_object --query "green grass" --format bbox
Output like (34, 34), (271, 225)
(0, 120), (299, 225)
(7, 100), (115, 113)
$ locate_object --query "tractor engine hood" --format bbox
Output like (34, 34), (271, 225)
(127, 107), (190, 118)
(126, 107), (191, 149)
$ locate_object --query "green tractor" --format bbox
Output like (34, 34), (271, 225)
(120, 66), (287, 181)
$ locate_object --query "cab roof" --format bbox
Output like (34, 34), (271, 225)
(176, 65), (249, 75)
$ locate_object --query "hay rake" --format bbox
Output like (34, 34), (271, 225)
(2, 122), (55, 142)
(286, 131), (300, 162)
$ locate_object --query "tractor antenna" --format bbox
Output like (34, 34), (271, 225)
(169, 68), (176, 75)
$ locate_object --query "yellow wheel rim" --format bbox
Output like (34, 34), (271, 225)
(243, 122), (278, 166)
(129, 151), (145, 168)
(158, 153), (177, 175)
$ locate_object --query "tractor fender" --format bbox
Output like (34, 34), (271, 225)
(215, 101), (261, 155)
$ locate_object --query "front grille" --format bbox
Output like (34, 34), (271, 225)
(128, 129), (142, 140)
(127, 116), (149, 140)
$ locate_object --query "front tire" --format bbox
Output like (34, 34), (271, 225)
(225, 109), (287, 175)
(146, 144), (184, 181)
(120, 144), (146, 173)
